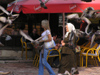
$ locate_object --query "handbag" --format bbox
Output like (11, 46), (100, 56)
(44, 30), (55, 49)
(44, 38), (55, 49)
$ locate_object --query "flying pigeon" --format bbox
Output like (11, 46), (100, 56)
(19, 30), (34, 43)
(0, 5), (19, 24)
(0, 24), (9, 36)
(81, 7), (100, 19)
(66, 13), (91, 35)
(39, 0), (49, 9)
(90, 34), (95, 48)
(20, 30), (46, 43)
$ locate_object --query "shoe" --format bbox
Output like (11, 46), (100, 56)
(64, 70), (70, 75)
(0, 71), (10, 74)
(40, 2), (47, 9)
(71, 68), (78, 75)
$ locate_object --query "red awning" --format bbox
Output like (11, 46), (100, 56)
(7, 0), (100, 14)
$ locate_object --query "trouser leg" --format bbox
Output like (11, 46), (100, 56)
(42, 49), (55, 75)
(38, 52), (44, 75)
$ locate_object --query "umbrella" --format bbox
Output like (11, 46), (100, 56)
(7, 0), (100, 14)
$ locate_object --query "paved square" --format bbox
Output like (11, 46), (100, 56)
(0, 61), (100, 75)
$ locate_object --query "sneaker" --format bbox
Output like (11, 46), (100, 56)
(71, 67), (78, 75)
(40, 2), (47, 9)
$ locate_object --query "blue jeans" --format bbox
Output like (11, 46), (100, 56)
(38, 48), (55, 75)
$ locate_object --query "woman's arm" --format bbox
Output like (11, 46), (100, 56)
(44, 34), (52, 42)
(39, 34), (52, 43)
(61, 40), (69, 46)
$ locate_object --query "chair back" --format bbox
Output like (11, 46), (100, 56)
(92, 43), (98, 48)
(96, 46), (100, 62)
(20, 37), (24, 47)
(22, 37), (26, 42)
(81, 41), (91, 48)
(95, 44), (100, 55)
(20, 37), (27, 47)
(85, 42), (91, 47)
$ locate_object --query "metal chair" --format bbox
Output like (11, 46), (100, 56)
(47, 49), (61, 65)
(20, 37), (32, 60)
(80, 43), (99, 67)
(80, 41), (91, 50)
(32, 45), (61, 67)
(31, 42), (42, 67)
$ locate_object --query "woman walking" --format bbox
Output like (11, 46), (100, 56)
(58, 23), (79, 75)
(38, 20), (55, 75)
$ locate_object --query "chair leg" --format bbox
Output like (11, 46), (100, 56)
(21, 48), (24, 57)
(86, 56), (88, 67)
(33, 54), (37, 66)
(25, 48), (27, 60)
(35, 55), (39, 67)
(37, 56), (40, 67)
(82, 55), (83, 67)
(34, 55), (37, 67)
(80, 54), (82, 67)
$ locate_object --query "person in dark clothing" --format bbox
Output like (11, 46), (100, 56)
(28, 28), (40, 59)
(29, 28), (40, 40)
(58, 23), (79, 75)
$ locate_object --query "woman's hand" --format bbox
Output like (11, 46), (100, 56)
(61, 40), (65, 46)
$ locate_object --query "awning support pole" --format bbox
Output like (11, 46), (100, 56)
(63, 13), (65, 39)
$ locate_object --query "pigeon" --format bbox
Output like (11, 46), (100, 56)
(20, 30), (46, 44)
(39, 0), (49, 9)
(81, 7), (100, 19)
(90, 34), (95, 48)
(0, 5), (19, 24)
(0, 24), (9, 36)
(66, 13), (91, 35)
(0, 5), (10, 15)
(19, 30), (34, 43)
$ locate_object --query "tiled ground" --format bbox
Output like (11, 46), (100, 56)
(0, 61), (100, 75)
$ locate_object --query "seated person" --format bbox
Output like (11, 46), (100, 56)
(49, 38), (62, 68)
(29, 28), (40, 40)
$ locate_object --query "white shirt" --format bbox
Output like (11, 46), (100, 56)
(41, 29), (51, 41)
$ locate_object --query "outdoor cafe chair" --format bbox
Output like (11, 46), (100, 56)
(20, 37), (32, 60)
(47, 49), (61, 65)
(32, 45), (61, 67)
(80, 43), (100, 67)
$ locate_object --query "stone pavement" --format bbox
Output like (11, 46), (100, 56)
(0, 60), (100, 75)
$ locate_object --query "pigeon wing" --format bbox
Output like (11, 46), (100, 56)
(19, 30), (34, 42)
(67, 14), (79, 19)
(0, 5), (10, 15)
